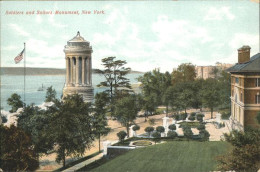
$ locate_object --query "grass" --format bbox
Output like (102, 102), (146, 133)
(79, 141), (230, 172)
(179, 121), (200, 128)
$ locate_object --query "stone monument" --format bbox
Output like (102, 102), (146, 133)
(62, 31), (94, 102)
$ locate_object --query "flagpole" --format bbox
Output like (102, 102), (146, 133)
(24, 42), (26, 107)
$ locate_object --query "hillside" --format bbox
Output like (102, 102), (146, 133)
(0, 67), (143, 75)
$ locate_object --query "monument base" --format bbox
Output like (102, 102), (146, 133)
(62, 86), (94, 102)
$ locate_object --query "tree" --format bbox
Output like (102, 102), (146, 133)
(199, 129), (210, 141)
(183, 126), (193, 139)
(117, 131), (127, 142)
(196, 113), (204, 122)
(46, 94), (94, 167)
(1, 114), (7, 123)
(93, 92), (111, 152)
(167, 131), (178, 139)
(197, 123), (206, 131)
(7, 93), (24, 112)
(218, 71), (231, 109)
(45, 86), (57, 102)
(171, 63), (196, 85)
(145, 126), (154, 137)
(95, 57), (131, 107)
(168, 124), (176, 131)
(156, 126), (165, 135)
(210, 66), (220, 79)
(138, 70), (172, 117)
(201, 78), (221, 119)
(17, 104), (54, 155)
(0, 125), (39, 171)
(114, 95), (138, 137)
(217, 128), (260, 171)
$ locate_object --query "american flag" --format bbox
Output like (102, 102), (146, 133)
(14, 48), (25, 64)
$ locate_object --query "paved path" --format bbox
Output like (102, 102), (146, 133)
(62, 153), (103, 172)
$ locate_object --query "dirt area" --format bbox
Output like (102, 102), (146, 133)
(38, 109), (224, 171)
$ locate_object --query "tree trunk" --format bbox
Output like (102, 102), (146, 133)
(145, 111), (147, 122)
(126, 123), (129, 138)
(63, 152), (66, 167)
(211, 108), (213, 119)
(185, 108), (187, 114)
(98, 134), (101, 152)
(166, 104), (169, 117)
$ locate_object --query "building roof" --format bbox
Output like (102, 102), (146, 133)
(226, 53), (260, 73)
(68, 31), (87, 43)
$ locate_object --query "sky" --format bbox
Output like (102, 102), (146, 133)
(0, 1), (259, 72)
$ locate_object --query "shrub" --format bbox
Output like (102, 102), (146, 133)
(190, 112), (196, 117)
(133, 125), (140, 131)
(188, 116), (195, 121)
(174, 114), (180, 121)
(156, 126), (165, 133)
(199, 129), (210, 141)
(167, 131), (177, 139)
(148, 118), (155, 125)
(152, 131), (161, 144)
(196, 113), (205, 122)
(117, 131), (127, 142)
(184, 128), (193, 139)
(1, 114), (7, 123)
(145, 127), (154, 137)
(181, 113), (188, 120)
(197, 124), (206, 130)
(168, 124), (176, 131)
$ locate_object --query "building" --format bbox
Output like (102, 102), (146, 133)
(227, 45), (260, 130)
(62, 31), (94, 102)
(196, 63), (233, 79)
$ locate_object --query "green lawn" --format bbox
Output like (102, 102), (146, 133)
(89, 141), (230, 172)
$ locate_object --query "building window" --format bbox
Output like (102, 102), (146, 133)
(256, 78), (260, 87)
(240, 92), (243, 102)
(256, 95), (260, 104)
(235, 77), (239, 84)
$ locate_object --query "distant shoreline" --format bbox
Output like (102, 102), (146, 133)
(0, 67), (144, 76)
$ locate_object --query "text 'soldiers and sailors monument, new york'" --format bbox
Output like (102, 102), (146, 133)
(62, 31), (94, 102)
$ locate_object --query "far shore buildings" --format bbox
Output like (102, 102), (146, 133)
(62, 32), (94, 102)
(227, 45), (260, 130)
(196, 63), (233, 79)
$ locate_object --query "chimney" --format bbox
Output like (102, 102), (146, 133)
(238, 45), (251, 64)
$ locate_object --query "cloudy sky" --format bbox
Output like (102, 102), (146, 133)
(1, 1), (259, 72)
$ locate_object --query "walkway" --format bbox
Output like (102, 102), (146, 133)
(62, 153), (103, 172)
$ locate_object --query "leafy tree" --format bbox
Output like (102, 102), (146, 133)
(93, 92), (111, 152)
(171, 63), (196, 85)
(145, 126), (154, 137)
(217, 128), (260, 171)
(148, 118), (156, 126)
(210, 66), (220, 79)
(156, 126), (165, 134)
(117, 131), (127, 142)
(45, 86), (57, 102)
(0, 125), (39, 171)
(46, 94), (94, 167)
(114, 95), (138, 137)
(168, 124), (176, 131)
(17, 104), (54, 155)
(218, 71), (231, 109)
(167, 131), (178, 139)
(7, 93), (24, 112)
(95, 57), (131, 113)
(138, 70), (172, 117)
(152, 131), (161, 144)
(201, 78), (221, 119)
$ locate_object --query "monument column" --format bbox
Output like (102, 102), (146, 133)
(75, 56), (79, 86)
(88, 56), (91, 85)
(66, 57), (69, 86)
(82, 57), (85, 85)
(90, 56), (92, 85)
(70, 57), (73, 85)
